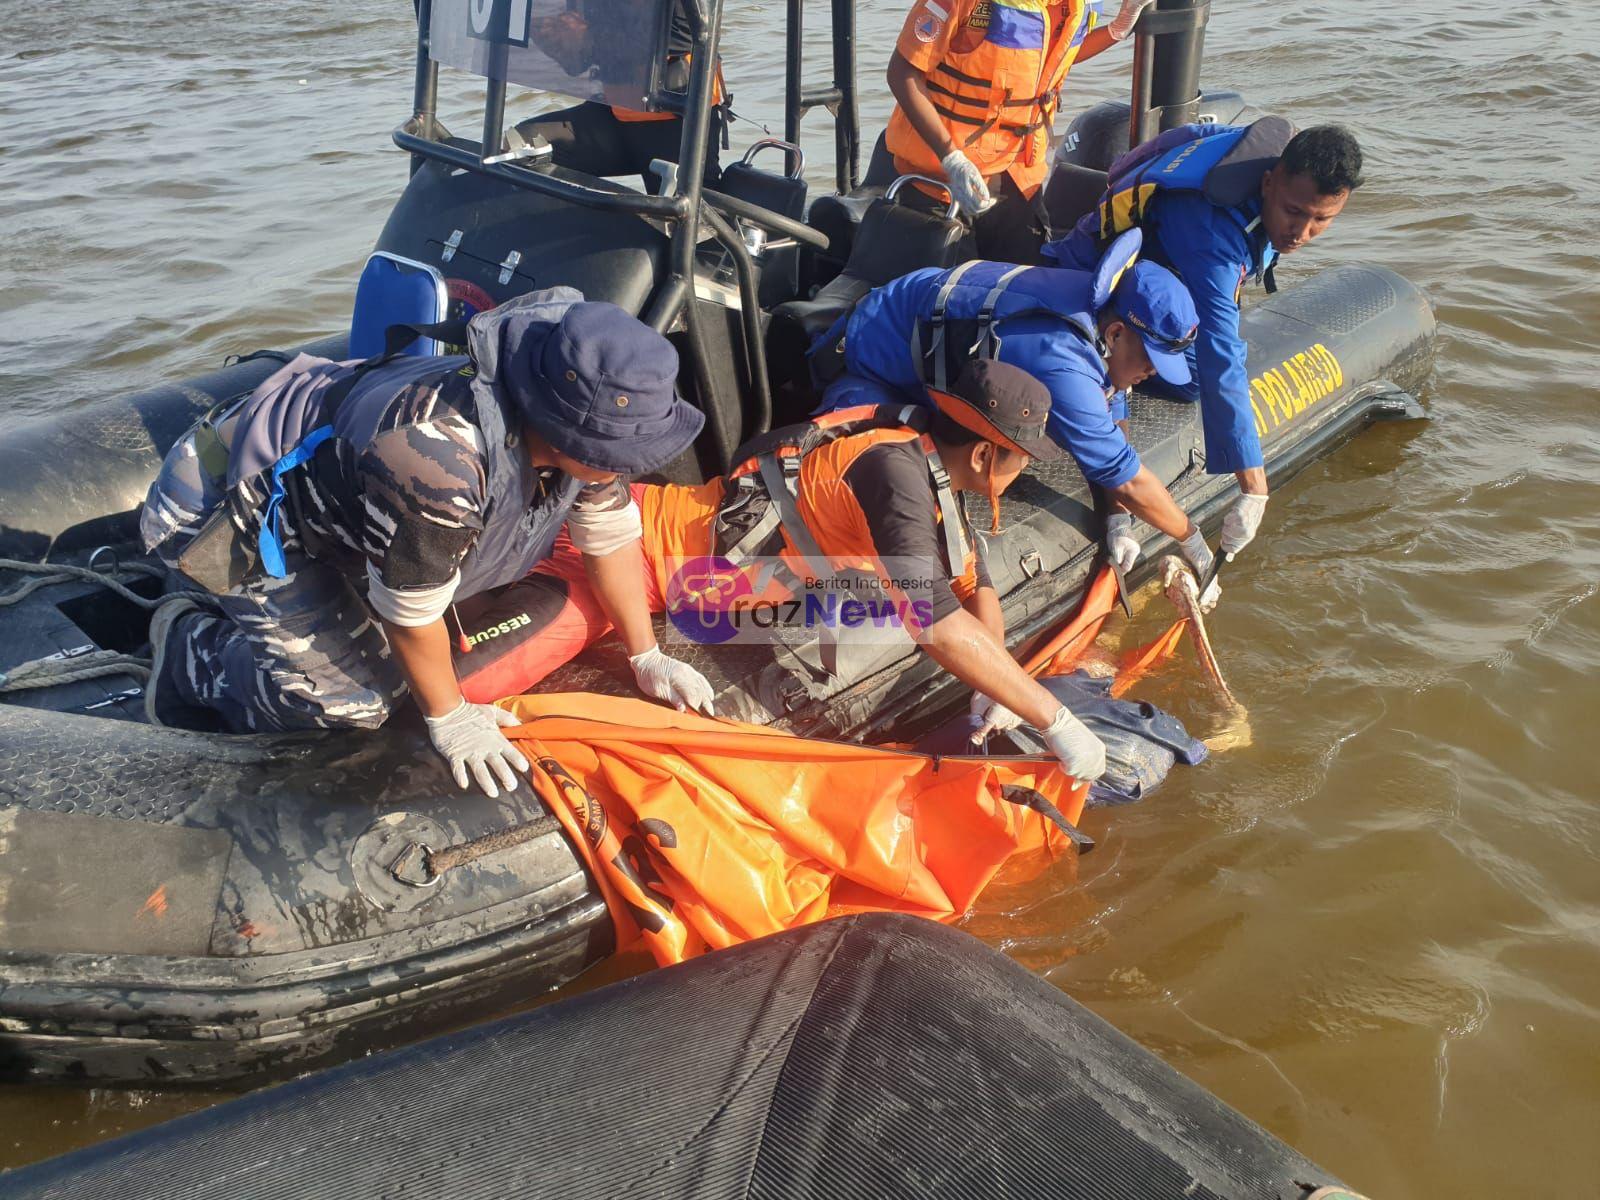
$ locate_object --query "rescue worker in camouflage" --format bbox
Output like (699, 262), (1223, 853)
(140, 290), (714, 796)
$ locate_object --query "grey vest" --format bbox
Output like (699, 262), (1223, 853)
(224, 289), (586, 600)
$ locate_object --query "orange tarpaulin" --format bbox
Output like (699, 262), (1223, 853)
(500, 566), (1194, 969)
(502, 694), (1082, 967)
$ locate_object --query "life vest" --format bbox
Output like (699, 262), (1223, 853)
(215, 291), (586, 600)
(705, 406), (975, 675)
(887, 0), (1097, 196)
(1093, 117), (1294, 248)
(715, 405), (971, 586)
(909, 259), (1101, 394)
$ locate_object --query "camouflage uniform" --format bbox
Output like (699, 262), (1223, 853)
(141, 362), (626, 733)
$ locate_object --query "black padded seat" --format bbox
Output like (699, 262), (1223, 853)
(716, 151), (809, 309)
(767, 197), (974, 401)
(799, 133), (898, 291)
(801, 190), (881, 292)
(1042, 160), (1109, 240)
(717, 161), (807, 223)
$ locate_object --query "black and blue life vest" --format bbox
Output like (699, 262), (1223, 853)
(1093, 117), (1294, 244)
(1081, 116), (1294, 293)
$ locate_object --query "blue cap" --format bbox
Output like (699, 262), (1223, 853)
(1113, 261), (1199, 388)
(524, 302), (703, 474)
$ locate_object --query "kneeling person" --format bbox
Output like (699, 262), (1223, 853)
(140, 292), (714, 796)
(453, 360), (1110, 782)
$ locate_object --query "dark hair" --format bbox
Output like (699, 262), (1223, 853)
(1280, 125), (1365, 195)
(930, 409), (982, 448)
(929, 409), (1026, 466)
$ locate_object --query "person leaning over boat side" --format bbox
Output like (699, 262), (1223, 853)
(138, 291), (715, 797)
(814, 243), (1223, 608)
(885, 0), (1154, 262)
(1043, 121), (1366, 567)
(448, 360), (1111, 783)
(518, 0), (725, 193)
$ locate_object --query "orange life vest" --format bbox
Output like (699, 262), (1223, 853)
(887, 0), (1096, 197)
(718, 406), (980, 602)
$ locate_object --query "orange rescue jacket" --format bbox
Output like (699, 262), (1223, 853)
(887, 0), (1096, 197)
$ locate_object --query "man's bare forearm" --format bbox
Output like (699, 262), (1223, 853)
(384, 617), (462, 718)
(920, 608), (1058, 727)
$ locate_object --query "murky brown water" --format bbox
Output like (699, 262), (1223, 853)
(4, 1), (1599, 1195)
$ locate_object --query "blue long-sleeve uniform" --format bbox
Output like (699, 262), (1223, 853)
(1051, 190), (1278, 474)
(819, 266), (1142, 490)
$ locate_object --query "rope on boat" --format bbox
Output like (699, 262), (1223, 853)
(387, 815), (567, 886)
(0, 555), (170, 609)
(0, 556), (208, 699)
(0, 651), (152, 694)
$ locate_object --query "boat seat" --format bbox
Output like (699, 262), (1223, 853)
(717, 140), (808, 309)
(801, 191), (880, 293)
(799, 133), (897, 292)
(1042, 161), (1109, 239)
(767, 188), (973, 404)
(348, 252), (450, 359)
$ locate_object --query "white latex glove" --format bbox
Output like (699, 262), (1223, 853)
(940, 149), (994, 218)
(1107, 0), (1156, 40)
(424, 699), (530, 798)
(1178, 528), (1223, 612)
(630, 645), (717, 716)
(1221, 491), (1268, 556)
(969, 691), (1025, 743)
(1037, 706), (1108, 782)
(1105, 511), (1141, 573)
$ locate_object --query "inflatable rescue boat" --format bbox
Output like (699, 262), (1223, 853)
(6, 915), (1365, 1199)
(0, 0), (1434, 1085)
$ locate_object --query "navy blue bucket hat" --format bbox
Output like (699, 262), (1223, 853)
(512, 302), (704, 474)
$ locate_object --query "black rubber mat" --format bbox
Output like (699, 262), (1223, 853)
(5, 914), (1346, 1199)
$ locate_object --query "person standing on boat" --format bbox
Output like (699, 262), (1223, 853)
(139, 290), (716, 797)
(1043, 121), (1366, 569)
(519, 0), (725, 192)
(813, 237), (1224, 608)
(884, 0), (1155, 261)
(448, 360), (1111, 783)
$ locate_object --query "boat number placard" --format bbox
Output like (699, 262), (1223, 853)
(468, 0), (531, 46)
(1249, 342), (1344, 438)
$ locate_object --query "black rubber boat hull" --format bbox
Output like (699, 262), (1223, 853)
(0, 706), (613, 1086)
(2, 914), (1357, 1199)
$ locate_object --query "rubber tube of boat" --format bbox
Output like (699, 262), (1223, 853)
(1129, 0), (1209, 146)
(0, 336), (346, 562)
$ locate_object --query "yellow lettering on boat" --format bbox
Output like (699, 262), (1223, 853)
(1247, 343), (1345, 433)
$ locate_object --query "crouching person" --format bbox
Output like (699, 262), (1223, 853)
(451, 360), (1110, 784)
(139, 290), (714, 796)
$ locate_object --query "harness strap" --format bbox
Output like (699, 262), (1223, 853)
(756, 453), (842, 676)
(924, 444), (971, 578)
(756, 455), (832, 581)
(973, 264), (1032, 361)
(258, 425), (335, 579)
(921, 260), (986, 393)
(720, 492), (785, 566)
(255, 335), (462, 579)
